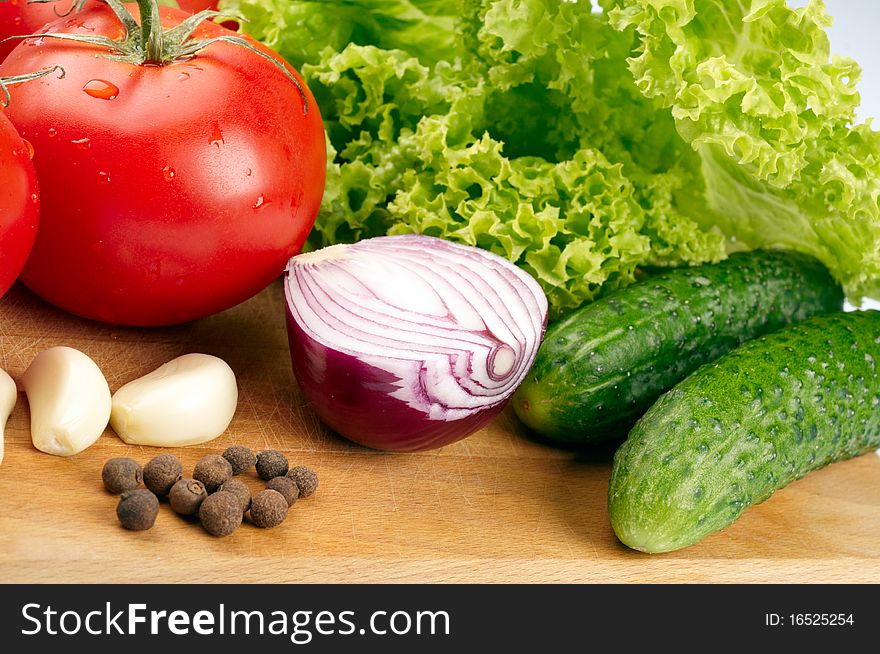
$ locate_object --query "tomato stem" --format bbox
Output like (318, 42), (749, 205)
(136, 0), (165, 64)
(0, 66), (66, 107)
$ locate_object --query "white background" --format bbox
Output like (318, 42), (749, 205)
(821, 0), (879, 122)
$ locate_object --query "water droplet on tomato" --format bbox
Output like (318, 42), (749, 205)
(177, 72), (190, 82)
(83, 79), (119, 100)
(47, 127), (57, 138)
(31, 193), (37, 203)
(71, 137), (91, 150)
(22, 138), (34, 159)
(209, 123), (224, 148)
(98, 171), (110, 185)
(163, 166), (175, 181)
(13, 17), (22, 27)
(254, 195), (270, 210)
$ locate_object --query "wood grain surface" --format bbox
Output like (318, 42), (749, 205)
(1, 282), (878, 583)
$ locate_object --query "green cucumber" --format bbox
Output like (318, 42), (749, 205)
(609, 310), (880, 553)
(513, 251), (843, 443)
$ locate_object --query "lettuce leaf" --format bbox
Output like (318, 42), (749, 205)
(224, 0), (880, 315)
(219, 0), (458, 67)
(608, 0), (880, 301)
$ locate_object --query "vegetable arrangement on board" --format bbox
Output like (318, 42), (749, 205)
(226, 0), (878, 552)
(0, 0), (877, 557)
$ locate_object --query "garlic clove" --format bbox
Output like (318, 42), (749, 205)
(111, 353), (238, 447)
(22, 347), (112, 457)
(0, 368), (17, 466)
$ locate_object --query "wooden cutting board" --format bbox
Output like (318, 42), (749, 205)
(1, 281), (878, 583)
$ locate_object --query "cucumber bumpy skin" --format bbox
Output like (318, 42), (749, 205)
(513, 251), (843, 443)
(609, 310), (880, 554)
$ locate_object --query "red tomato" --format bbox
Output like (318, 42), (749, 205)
(0, 3), (325, 326)
(0, 0), (102, 62)
(176, 1), (238, 31)
(176, 0), (219, 12)
(0, 109), (38, 299)
(176, 0), (239, 31)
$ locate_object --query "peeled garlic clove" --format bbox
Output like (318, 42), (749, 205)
(0, 368), (17, 465)
(111, 353), (238, 447)
(23, 347), (112, 456)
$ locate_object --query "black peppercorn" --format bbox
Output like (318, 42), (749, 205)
(193, 454), (233, 493)
(116, 489), (159, 531)
(219, 478), (251, 513)
(255, 450), (288, 480)
(266, 476), (299, 507)
(287, 466), (319, 497)
(143, 454), (183, 496)
(222, 445), (256, 475)
(250, 489), (288, 528)
(199, 491), (243, 537)
(169, 478), (208, 516)
(101, 457), (143, 494)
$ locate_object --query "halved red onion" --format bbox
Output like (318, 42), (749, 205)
(284, 234), (548, 451)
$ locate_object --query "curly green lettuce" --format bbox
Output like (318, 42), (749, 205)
(222, 0), (880, 315)
(219, 0), (458, 67)
(609, 0), (880, 301)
